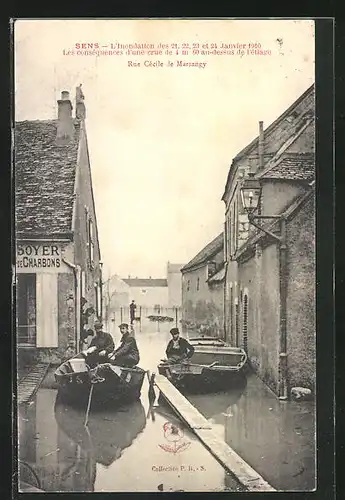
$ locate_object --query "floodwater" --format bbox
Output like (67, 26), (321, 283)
(17, 320), (244, 493)
(17, 319), (316, 492)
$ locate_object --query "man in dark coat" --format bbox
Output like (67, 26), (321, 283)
(83, 320), (115, 367)
(165, 328), (195, 363)
(109, 323), (140, 367)
(129, 300), (137, 324)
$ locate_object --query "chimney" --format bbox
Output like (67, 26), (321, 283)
(75, 84), (86, 121)
(56, 91), (74, 144)
(258, 121), (264, 170)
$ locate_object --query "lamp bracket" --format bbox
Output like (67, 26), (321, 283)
(247, 214), (283, 243)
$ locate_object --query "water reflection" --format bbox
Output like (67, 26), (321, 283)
(187, 375), (247, 419)
(18, 387), (146, 492)
(54, 396), (146, 467)
(191, 372), (316, 491)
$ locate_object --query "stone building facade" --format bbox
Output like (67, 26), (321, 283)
(181, 233), (225, 337)
(166, 262), (184, 308)
(15, 86), (102, 366)
(222, 84), (315, 397)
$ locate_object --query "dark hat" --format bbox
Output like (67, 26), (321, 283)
(170, 328), (180, 336)
(119, 323), (129, 329)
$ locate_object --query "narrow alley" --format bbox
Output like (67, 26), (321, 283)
(18, 319), (315, 493)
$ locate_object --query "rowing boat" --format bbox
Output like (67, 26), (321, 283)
(157, 336), (247, 392)
(54, 354), (146, 407)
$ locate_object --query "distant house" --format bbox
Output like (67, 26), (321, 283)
(222, 83), (315, 398)
(122, 277), (168, 309)
(15, 87), (102, 364)
(181, 233), (225, 337)
(166, 262), (184, 308)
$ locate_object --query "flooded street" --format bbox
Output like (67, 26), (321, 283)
(18, 320), (315, 492)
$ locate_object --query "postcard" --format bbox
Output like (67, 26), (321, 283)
(14, 18), (319, 493)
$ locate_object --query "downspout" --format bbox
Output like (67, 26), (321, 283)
(258, 121), (264, 171)
(223, 261), (228, 342)
(62, 258), (81, 353)
(278, 217), (288, 400)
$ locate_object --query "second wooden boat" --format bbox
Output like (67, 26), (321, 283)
(158, 336), (247, 392)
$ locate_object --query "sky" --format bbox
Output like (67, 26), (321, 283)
(14, 19), (315, 280)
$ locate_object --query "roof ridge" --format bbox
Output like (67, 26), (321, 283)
(181, 232), (224, 272)
(233, 84), (314, 162)
(256, 117), (314, 179)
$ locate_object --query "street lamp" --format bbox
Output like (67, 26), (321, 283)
(240, 173), (288, 401)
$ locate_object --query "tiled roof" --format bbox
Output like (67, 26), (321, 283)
(122, 278), (168, 287)
(15, 119), (81, 237)
(222, 84), (315, 201)
(181, 233), (224, 272)
(233, 84), (314, 162)
(261, 153), (315, 181)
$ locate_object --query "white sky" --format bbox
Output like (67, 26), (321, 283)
(14, 19), (315, 279)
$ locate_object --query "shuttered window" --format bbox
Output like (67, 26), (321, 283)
(36, 274), (58, 347)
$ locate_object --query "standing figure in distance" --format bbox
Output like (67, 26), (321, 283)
(129, 300), (137, 325)
(109, 323), (140, 367)
(165, 328), (195, 364)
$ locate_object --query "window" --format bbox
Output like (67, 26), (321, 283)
(94, 282), (102, 318)
(224, 222), (227, 261)
(243, 294), (248, 352)
(196, 277), (200, 291)
(234, 198), (238, 252)
(17, 274), (36, 346)
(187, 280), (190, 291)
(235, 300), (239, 347)
(88, 218), (95, 267)
(230, 285), (233, 344)
(227, 213), (231, 259)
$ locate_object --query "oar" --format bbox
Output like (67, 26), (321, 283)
(84, 383), (94, 427)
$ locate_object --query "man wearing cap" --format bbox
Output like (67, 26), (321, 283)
(165, 328), (195, 363)
(83, 319), (115, 367)
(109, 323), (140, 367)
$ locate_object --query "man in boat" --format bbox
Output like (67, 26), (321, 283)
(108, 323), (140, 367)
(83, 320), (115, 368)
(165, 328), (195, 363)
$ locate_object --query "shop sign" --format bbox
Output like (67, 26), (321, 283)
(16, 243), (67, 273)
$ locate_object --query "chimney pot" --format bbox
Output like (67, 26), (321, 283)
(75, 84), (86, 120)
(56, 90), (74, 144)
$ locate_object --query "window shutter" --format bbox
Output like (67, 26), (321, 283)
(36, 274), (58, 347)
(81, 271), (86, 298)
